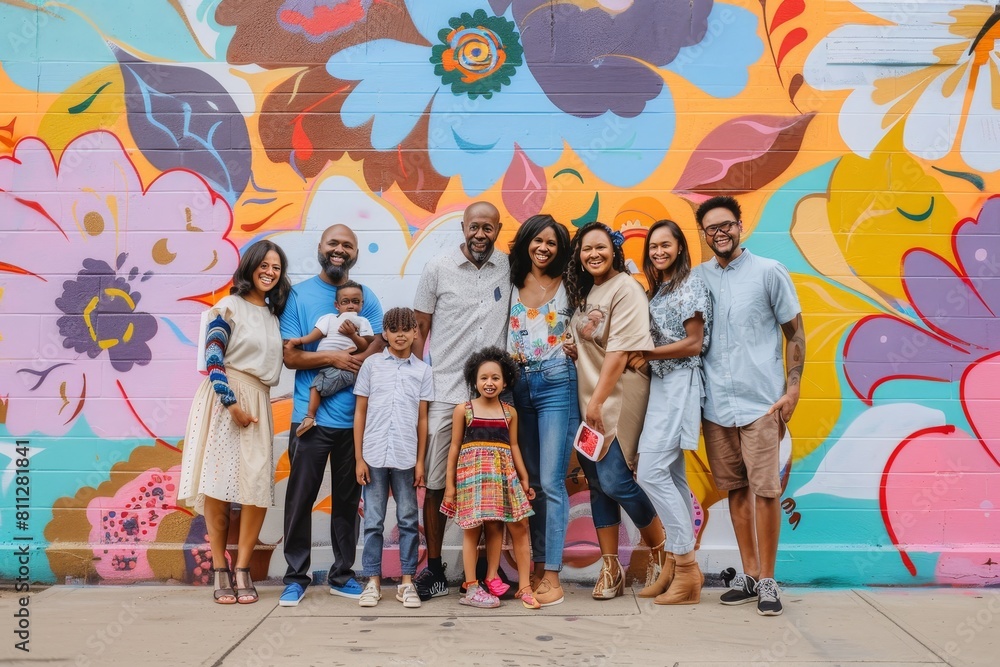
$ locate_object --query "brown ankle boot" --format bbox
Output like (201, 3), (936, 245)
(654, 560), (703, 605)
(638, 542), (675, 598)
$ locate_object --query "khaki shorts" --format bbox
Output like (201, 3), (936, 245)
(702, 413), (784, 498)
(424, 401), (459, 491)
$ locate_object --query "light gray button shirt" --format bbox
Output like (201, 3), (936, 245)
(694, 249), (801, 427)
(354, 350), (434, 469)
(413, 246), (510, 404)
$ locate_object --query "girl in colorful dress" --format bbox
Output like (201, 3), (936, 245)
(636, 219), (712, 604)
(507, 214), (578, 606)
(442, 347), (539, 609)
(179, 240), (291, 605)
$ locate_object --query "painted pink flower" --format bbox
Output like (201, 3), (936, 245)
(844, 197), (1000, 403)
(881, 352), (1000, 585)
(0, 131), (238, 439)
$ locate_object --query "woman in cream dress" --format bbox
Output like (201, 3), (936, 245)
(179, 239), (290, 604)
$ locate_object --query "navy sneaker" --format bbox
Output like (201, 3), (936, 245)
(756, 577), (783, 616)
(329, 577), (364, 599)
(414, 565), (449, 601)
(720, 572), (757, 605)
(279, 582), (305, 607)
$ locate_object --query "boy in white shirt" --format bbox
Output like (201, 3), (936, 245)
(354, 307), (434, 608)
(291, 281), (374, 437)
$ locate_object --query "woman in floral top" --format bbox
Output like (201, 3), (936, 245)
(636, 219), (712, 605)
(507, 214), (578, 607)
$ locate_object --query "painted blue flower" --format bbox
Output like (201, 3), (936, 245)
(327, 1), (761, 194)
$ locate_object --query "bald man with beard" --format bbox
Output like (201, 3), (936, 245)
(411, 201), (511, 600)
(278, 224), (385, 606)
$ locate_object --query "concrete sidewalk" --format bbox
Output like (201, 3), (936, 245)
(1, 583), (998, 666)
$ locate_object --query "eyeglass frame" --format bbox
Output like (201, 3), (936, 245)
(701, 220), (741, 238)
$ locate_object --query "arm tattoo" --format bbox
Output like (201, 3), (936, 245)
(781, 315), (805, 389)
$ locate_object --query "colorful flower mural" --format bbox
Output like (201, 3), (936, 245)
(0, 132), (238, 440)
(0, 0), (998, 587)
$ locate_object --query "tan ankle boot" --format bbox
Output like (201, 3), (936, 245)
(654, 560), (703, 605)
(592, 554), (624, 600)
(638, 542), (675, 598)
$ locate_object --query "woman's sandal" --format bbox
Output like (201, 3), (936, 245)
(295, 415), (316, 438)
(234, 567), (258, 604)
(213, 567), (237, 605)
(517, 586), (541, 610)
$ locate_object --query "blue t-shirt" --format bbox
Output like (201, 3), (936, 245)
(280, 276), (384, 428)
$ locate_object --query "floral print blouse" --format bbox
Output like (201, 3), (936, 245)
(508, 283), (573, 365)
(648, 272), (713, 378)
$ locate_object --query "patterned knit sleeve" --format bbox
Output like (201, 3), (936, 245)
(205, 314), (237, 407)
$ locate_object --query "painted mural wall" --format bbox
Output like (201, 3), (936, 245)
(1, 0), (998, 587)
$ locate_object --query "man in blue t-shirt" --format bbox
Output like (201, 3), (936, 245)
(278, 224), (384, 606)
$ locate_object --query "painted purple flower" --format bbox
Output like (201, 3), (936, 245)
(493, 0), (712, 117)
(55, 258), (159, 372)
(844, 196), (1000, 402)
(0, 132), (239, 439)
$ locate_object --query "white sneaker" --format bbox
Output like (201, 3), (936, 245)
(396, 583), (421, 608)
(358, 580), (381, 607)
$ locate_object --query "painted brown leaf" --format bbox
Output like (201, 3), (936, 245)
(217, 0), (426, 68)
(501, 145), (546, 222)
(674, 113), (815, 198)
(258, 67), (450, 212)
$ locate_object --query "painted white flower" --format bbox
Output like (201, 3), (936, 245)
(805, 3), (1000, 171)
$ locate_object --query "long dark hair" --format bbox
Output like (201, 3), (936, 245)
(564, 222), (627, 310)
(231, 239), (291, 316)
(642, 219), (692, 297)
(508, 214), (571, 288)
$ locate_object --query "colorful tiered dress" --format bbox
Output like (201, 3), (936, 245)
(445, 402), (534, 529)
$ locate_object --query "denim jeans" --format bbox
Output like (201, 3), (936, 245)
(578, 438), (658, 530)
(512, 357), (579, 571)
(360, 466), (419, 577)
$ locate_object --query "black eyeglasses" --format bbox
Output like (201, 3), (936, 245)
(702, 220), (739, 237)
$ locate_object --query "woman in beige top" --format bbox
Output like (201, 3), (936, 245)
(179, 240), (290, 605)
(565, 222), (665, 600)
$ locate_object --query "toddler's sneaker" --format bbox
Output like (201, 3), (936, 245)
(719, 571), (757, 605)
(396, 583), (421, 608)
(358, 580), (381, 607)
(414, 565), (449, 601)
(485, 577), (510, 597)
(756, 577), (783, 616)
(330, 577), (364, 599)
(459, 584), (501, 609)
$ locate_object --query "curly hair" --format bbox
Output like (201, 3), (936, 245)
(335, 280), (364, 304)
(230, 239), (291, 316)
(508, 213), (572, 288)
(564, 222), (627, 310)
(383, 306), (417, 332)
(642, 219), (692, 297)
(463, 346), (520, 397)
(695, 195), (742, 226)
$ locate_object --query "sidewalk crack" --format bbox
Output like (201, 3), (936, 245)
(853, 589), (953, 666)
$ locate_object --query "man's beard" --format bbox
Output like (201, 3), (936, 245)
(712, 235), (738, 260)
(318, 250), (357, 282)
(469, 243), (493, 264)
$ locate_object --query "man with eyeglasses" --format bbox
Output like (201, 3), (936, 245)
(411, 201), (510, 600)
(692, 195), (805, 617)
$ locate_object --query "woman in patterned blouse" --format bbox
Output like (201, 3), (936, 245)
(506, 214), (577, 607)
(636, 219), (713, 605)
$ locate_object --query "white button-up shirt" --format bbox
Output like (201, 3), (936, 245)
(354, 349), (434, 469)
(694, 249), (801, 427)
(413, 246), (510, 404)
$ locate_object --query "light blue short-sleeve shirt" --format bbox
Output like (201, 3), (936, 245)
(694, 249), (800, 427)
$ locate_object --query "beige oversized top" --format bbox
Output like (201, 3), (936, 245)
(212, 295), (283, 387)
(570, 271), (653, 467)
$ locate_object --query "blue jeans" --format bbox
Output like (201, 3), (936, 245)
(512, 357), (579, 572)
(360, 466), (419, 577)
(578, 438), (658, 530)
